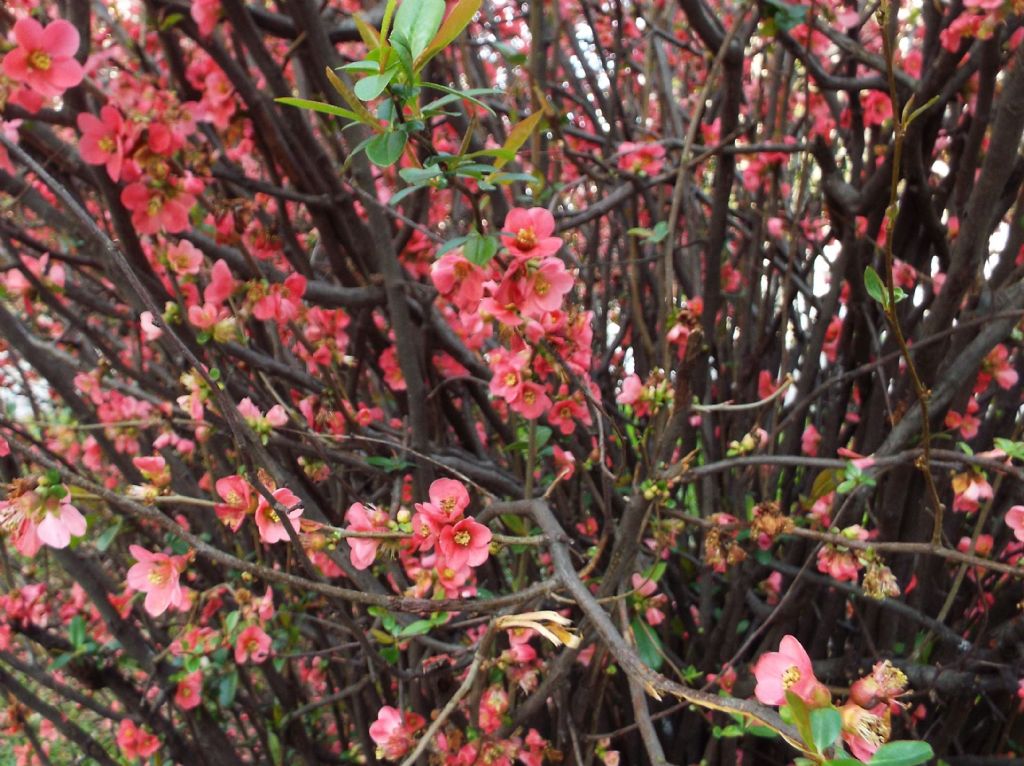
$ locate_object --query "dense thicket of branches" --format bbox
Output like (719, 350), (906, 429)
(0, 0), (1022, 763)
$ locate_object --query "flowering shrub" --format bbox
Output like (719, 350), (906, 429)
(0, 0), (1021, 764)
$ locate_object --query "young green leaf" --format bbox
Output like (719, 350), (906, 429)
(354, 70), (396, 101)
(275, 96), (362, 124)
(864, 266), (887, 307)
(415, 0), (482, 68)
(366, 131), (408, 167)
(391, 0), (446, 61)
(810, 707), (842, 754)
(784, 691), (814, 750)
(463, 231), (498, 266)
(867, 741), (934, 766)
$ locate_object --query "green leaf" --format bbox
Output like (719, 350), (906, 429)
(219, 670), (239, 707)
(810, 707), (842, 754)
(354, 70), (396, 101)
(398, 619), (435, 637)
(51, 653), (75, 671)
(864, 265), (887, 306)
(416, 0), (482, 67)
(69, 616), (86, 649)
(868, 741), (934, 766)
(399, 166), (443, 184)
(159, 12), (185, 30)
(340, 60), (382, 73)
(267, 730), (283, 766)
(420, 82), (497, 116)
(275, 97), (363, 124)
(366, 131), (408, 167)
(389, 185), (429, 206)
(436, 235), (469, 256)
(366, 455), (412, 472)
(225, 610), (241, 633)
(649, 221), (670, 243)
(784, 691), (814, 750)
(763, 0), (808, 30)
(391, 0), (446, 61)
(95, 519), (122, 553)
(463, 231), (498, 266)
(631, 617), (664, 670)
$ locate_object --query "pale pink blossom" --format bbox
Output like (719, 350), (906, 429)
(126, 545), (189, 617)
(752, 635), (830, 707)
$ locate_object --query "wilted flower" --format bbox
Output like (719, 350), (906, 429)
(496, 611), (582, 649)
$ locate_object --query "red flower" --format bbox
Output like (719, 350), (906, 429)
(116, 719), (160, 761)
(174, 671), (203, 710)
(2, 19), (84, 98)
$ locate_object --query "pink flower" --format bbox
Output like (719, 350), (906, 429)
(369, 706), (426, 761)
(204, 260), (237, 305)
(500, 207), (562, 259)
(977, 344), (1018, 392)
(35, 501), (87, 550)
(437, 517), (492, 571)
(945, 397), (980, 439)
(254, 488), (303, 544)
(510, 381), (551, 420)
(77, 105), (125, 181)
(235, 625), (272, 663)
(174, 670), (203, 710)
(617, 141), (666, 175)
(801, 424), (821, 456)
(166, 240), (204, 276)
(1007, 505), (1024, 542)
(344, 502), (391, 569)
(191, 0), (223, 36)
(116, 719), (160, 761)
(752, 635), (830, 707)
(552, 445), (576, 480)
(952, 471), (993, 513)
(214, 475), (256, 531)
(2, 19), (84, 98)
(431, 252), (485, 311)
(425, 478), (470, 519)
(631, 573), (668, 626)
(139, 311), (163, 341)
(522, 257), (574, 315)
(126, 545), (189, 617)
(3, 483), (87, 558)
(120, 176), (199, 235)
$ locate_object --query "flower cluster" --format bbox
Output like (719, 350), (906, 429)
(0, 474), (87, 557)
(753, 636), (909, 761)
(344, 479), (493, 597)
